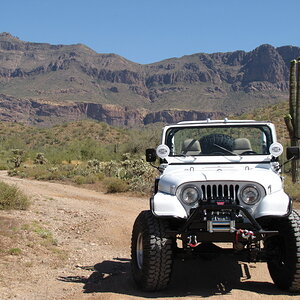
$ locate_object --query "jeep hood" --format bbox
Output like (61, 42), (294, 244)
(158, 164), (282, 194)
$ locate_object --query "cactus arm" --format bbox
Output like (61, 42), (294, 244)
(284, 114), (295, 140)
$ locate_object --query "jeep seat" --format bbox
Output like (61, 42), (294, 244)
(234, 138), (252, 154)
(181, 139), (201, 155)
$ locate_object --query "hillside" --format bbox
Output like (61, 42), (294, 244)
(0, 32), (299, 125)
(0, 119), (163, 167)
(0, 100), (291, 165)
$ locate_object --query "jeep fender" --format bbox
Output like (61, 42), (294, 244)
(151, 192), (187, 219)
(253, 189), (291, 219)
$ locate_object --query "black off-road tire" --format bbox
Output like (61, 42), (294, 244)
(265, 210), (300, 292)
(131, 210), (173, 291)
(200, 134), (234, 154)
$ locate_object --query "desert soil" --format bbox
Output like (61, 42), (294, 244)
(0, 171), (298, 300)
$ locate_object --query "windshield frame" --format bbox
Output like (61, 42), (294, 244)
(161, 122), (276, 162)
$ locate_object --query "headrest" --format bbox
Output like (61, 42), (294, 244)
(182, 139), (201, 152)
(234, 138), (252, 150)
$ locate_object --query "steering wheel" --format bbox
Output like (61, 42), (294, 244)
(241, 150), (257, 155)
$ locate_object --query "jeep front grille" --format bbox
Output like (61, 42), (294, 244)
(200, 183), (240, 202)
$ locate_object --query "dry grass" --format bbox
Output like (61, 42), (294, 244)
(0, 181), (30, 210)
(103, 177), (129, 193)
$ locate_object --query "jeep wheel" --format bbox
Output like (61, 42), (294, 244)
(131, 210), (173, 291)
(265, 210), (300, 291)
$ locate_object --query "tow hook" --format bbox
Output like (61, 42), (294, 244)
(187, 235), (201, 248)
(234, 229), (256, 251)
(236, 229), (256, 241)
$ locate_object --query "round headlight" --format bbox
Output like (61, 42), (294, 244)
(181, 186), (200, 204)
(240, 185), (260, 205)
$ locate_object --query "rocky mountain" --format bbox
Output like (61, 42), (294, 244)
(0, 32), (298, 126)
(0, 94), (225, 126)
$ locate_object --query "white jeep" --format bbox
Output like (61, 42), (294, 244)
(131, 119), (300, 292)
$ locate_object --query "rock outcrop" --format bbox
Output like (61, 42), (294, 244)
(0, 94), (224, 126)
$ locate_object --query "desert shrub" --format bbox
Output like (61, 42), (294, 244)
(8, 149), (25, 168)
(8, 152), (157, 194)
(72, 174), (98, 185)
(0, 181), (30, 210)
(7, 169), (18, 177)
(120, 157), (158, 193)
(9, 165), (62, 181)
(73, 175), (86, 185)
(44, 149), (70, 164)
(45, 168), (66, 180)
(21, 165), (50, 180)
(120, 124), (161, 155)
(103, 177), (129, 193)
(34, 153), (47, 165)
(84, 174), (98, 184)
(98, 154), (158, 193)
(96, 172), (105, 181)
(0, 162), (8, 170)
(79, 139), (115, 161)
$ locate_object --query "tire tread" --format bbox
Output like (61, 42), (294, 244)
(131, 210), (173, 291)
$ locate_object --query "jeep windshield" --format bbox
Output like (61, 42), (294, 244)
(165, 125), (273, 156)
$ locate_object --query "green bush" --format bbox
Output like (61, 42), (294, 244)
(99, 155), (158, 194)
(8, 152), (158, 194)
(18, 165), (51, 180)
(34, 153), (47, 165)
(103, 177), (129, 193)
(73, 175), (86, 185)
(0, 162), (8, 170)
(0, 181), (30, 210)
(96, 173), (105, 181)
(72, 174), (98, 185)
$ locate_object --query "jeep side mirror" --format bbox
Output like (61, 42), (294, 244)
(146, 148), (157, 162)
(287, 146), (300, 160)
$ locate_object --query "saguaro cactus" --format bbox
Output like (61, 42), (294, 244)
(297, 57), (300, 139)
(285, 58), (300, 183)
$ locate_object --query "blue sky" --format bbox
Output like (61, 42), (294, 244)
(1, 0), (300, 64)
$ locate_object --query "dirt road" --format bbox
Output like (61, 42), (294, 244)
(0, 171), (298, 300)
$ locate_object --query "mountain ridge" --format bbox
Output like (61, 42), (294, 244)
(0, 32), (298, 126)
